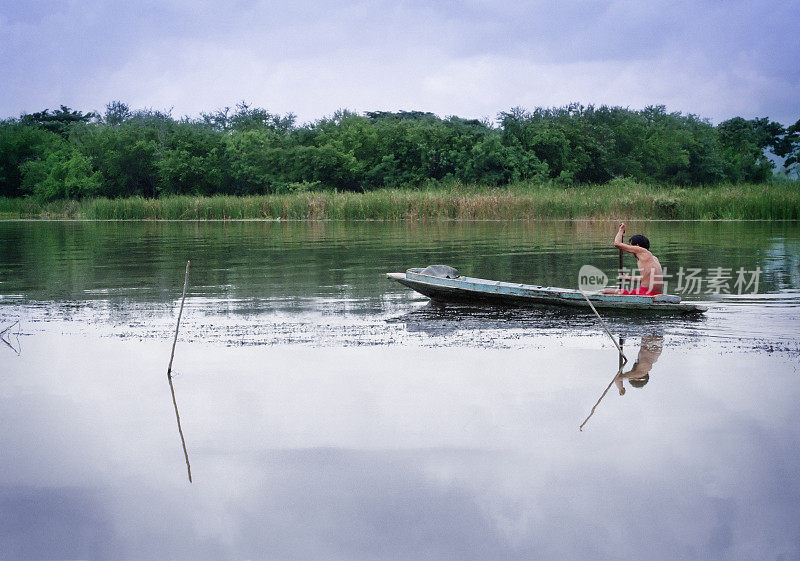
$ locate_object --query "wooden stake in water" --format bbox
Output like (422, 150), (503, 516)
(167, 260), (192, 483)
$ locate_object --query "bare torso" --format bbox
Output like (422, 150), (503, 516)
(634, 249), (663, 292)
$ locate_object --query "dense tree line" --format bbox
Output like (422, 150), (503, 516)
(0, 101), (797, 201)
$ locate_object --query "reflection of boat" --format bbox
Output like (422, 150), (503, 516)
(387, 268), (708, 314)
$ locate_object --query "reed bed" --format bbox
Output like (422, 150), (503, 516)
(1, 181), (797, 220)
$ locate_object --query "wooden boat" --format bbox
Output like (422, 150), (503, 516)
(387, 267), (708, 314)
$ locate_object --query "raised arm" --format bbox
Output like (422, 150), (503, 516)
(614, 223), (647, 256)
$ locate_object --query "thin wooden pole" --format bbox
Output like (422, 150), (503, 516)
(580, 226), (627, 430)
(618, 234), (625, 363)
(167, 260), (192, 483)
(168, 261), (190, 376)
(580, 363), (624, 431)
(579, 289), (628, 364)
(618, 239), (624, 290)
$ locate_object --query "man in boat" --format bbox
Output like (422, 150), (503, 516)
(603, 223), (663, 296)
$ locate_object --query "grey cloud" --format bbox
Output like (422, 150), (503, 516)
(0, 0), (797, 123)
(0, 485), (117, 560)
(4, 444), (800, 560)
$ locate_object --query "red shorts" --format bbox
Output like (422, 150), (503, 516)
(619, 287), (661, 296)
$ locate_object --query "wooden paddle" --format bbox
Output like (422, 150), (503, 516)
(618, 230), (624, 367)
(580, 361), (625, 431)
(579, 289), (628, 363)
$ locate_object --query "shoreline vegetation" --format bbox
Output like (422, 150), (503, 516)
(2, 103), (798, 204)
(2, 102), (798, 220)
(1, 181), (797, 220)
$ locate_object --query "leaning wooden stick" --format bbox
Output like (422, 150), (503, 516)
(167, 260), (192, 483)
(579, 289), (627, 364)
(618, 235), (625, 363)
(580, 363), (625, 431)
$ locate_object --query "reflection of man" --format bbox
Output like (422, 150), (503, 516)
(615, 335), (663, 395)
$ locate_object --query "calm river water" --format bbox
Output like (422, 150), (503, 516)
(1, 220), (799, 560)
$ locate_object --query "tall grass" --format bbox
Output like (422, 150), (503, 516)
(1, 181), (798, 220)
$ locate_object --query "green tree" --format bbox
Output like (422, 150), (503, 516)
(103, 101), (132, 126)
(78, 125), (160, 197)
(156, 122), (231, 195)
(20, 146), (101, 201)
(1, 101), (795, 201)
(225, 129), (283, 193)
(717, 117), (783, 182)
(0, 121), (65, 197)
(20, 105), (97, 137)
(774, 119), (800, 175)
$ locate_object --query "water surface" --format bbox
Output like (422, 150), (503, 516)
(1, 220), (799, 560)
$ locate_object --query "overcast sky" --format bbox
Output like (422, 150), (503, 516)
(1, 0), (798, 125)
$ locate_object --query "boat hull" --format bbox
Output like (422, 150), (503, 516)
(387, 269), (708, 314)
